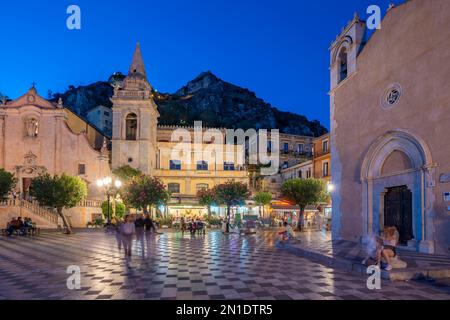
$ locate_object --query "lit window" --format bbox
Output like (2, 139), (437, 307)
(170, 160), (182, 170)
(283, 143), (289, 153)
(168, 183), (180, 194)
(197, 161), (208, 171)
(224, 162), (235, 171)
(323, 140), (329, 153)
(196, 184), (209, 192)
(323, 162), (329, 177)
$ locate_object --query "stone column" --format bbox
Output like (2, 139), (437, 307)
(54, 114), (63, 174)
(0, 114), (5, 168)
(360, 178), (372, 245)
(419, 166), (436, 253)
(185, 178), (192, 195)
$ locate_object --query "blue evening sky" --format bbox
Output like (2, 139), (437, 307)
(0, 0), (401, 129)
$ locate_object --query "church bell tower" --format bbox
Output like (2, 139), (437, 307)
(111, 43), (159, 175)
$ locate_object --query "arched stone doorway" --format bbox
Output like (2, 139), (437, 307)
(360, 130), (436, 253)
(14, 152), (47, 199)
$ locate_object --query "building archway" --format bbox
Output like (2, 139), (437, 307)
(360, 130), (436, 253)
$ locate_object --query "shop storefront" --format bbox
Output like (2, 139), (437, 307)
(271, 201), (323, 230)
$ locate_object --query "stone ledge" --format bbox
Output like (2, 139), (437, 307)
(283, 241), (450, 282)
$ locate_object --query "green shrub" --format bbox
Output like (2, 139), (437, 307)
(94, 218), (105, 227)
(205, 215), (222, 226)
(101, 200), (126, 219)
(115, 202), (126, 219)
(156, 216), (173, 227)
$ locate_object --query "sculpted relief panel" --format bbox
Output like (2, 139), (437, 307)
(24, 117), (39, 138)
(15, 152), (46, 176)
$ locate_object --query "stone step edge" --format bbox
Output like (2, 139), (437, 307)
(283, 243), (450, 282)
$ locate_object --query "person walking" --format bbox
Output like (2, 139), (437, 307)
(115, 217), (124, 252)
(121, 215), (136, 257)
(317, 212), (324, 231)
(144, 214), (156, 234)
(180, 217), (187, 236)
(298, 212), (304, 232)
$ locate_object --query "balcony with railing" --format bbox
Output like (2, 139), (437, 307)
(314, 148), (330, 158)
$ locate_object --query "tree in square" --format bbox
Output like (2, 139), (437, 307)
(0, 169), (17, 201)
(30, 174), (88, 234)
(197, 188), (217, 218)
(213, 181), (250, 234)
(122, 175), (169, 217)
(253, 191), (272, 219)
(281, 178), (329, 231)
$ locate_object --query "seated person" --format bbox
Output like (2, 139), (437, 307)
(279, 222), (295, 242)
(6, 218), (16, 236)
(16, 217), (25, 235)
(362, 235), (383, 267)
(6, 218), (22, 236)
(380, 226), (399, 271)
(23, 218), (36, 234)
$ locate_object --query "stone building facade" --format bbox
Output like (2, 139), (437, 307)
(87, 105), (113, 137)
(0, 87), (110, 198)
(0, 87), (111, 228)
(313, 134), (331, 182)
(330, 0), (450, 254)
(112, 44), (249, 217)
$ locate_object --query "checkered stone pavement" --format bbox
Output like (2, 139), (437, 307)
(0, 230), (450, 300)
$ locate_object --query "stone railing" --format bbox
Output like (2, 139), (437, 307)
(78, 200), (102, 208)
(0, 200), (59, 225)
(20, 200), (59, 225)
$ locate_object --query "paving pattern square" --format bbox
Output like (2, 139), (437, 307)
(1, 230), (450, 300)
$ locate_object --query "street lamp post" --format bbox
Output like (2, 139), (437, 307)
(97, 177), (122, 226)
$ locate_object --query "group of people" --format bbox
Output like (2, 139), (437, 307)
(180, 217), (206, 236)
(5, 217), (37, 236)
(278, 212), (326, 232)
(363, 226), (399, 271)
(116, 214), (157, 257)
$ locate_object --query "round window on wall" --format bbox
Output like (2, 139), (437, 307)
(381, 84), (402, 109)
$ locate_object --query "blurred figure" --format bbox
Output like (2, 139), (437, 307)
(115, 217), (124, 251)
(362, 234), (383, 267)
(144, 214), (156, 234)
(196, 219), (205, 236)
(135, 214), (145, 235)
(120, 215), (136, 257)
(180, 217), (187, 236)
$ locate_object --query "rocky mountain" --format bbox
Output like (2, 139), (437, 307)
(52, 82), (114, 116)
(52, 72), (328, 137)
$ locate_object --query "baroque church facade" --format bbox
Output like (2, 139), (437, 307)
(330, 0), (450, 254)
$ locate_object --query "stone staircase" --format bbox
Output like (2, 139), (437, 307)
(282, 231), (450, 281)
(0, 199), (60, 229)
